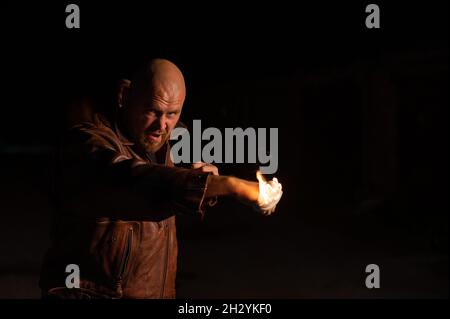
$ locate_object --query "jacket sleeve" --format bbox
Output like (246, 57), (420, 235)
(57, 123), (211, 221)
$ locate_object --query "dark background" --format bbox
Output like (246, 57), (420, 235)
(0, 1), (448, 298)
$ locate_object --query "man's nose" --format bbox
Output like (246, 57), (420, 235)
(156, 115), (168, 132)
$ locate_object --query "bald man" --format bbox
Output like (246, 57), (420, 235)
(39, 59), (281, 299)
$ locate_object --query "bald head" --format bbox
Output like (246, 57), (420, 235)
(130, 58), (186, 105)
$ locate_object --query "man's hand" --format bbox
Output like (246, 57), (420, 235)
(192, 162), (219, 176)
(204, 173), (283, 216)
(252, 172), (283, 216)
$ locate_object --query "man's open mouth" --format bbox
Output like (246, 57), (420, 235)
(146, 132), (165, 143)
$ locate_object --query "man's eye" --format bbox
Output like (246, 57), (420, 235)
(167, 112), (177, 118)
(145, 109), (156, 115)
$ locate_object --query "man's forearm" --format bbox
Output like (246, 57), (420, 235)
(205, 175), (259, 202)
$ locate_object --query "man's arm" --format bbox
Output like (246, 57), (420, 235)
(58, 121), (274, 221)
(204, 175), (259, 203)
(200, 169), (282, 215)
(58, 123), (212, 221)
(191, 162), (259, 204)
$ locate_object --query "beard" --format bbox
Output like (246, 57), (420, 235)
(137, 130), (169, 154)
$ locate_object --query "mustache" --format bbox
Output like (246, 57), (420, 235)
(144, 130), (167, 135)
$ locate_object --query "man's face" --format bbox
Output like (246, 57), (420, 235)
(124, 84), (184, 154)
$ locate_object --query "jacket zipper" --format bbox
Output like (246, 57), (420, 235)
(159, 145), (172, 298)
(160, 220), (170, 298)
(117, 227), (133, 292)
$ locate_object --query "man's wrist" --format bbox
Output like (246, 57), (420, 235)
(205, 175), (234, 198)
(230, 177), (259, 202)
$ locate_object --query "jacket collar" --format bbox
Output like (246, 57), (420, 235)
(93, 113), (135, 146)
(113, 121), (135, 146)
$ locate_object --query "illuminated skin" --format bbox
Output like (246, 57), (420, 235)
(117, 59), (281, 214)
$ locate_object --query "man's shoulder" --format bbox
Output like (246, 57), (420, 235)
(70, 113), (113, 131)
(69, 112), (118, 135)
(66, 113), (122, 147)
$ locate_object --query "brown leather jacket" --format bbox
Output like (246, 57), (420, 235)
(39, 114), (211, 299)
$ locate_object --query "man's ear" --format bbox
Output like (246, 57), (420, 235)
(117, 79), (131, 108)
